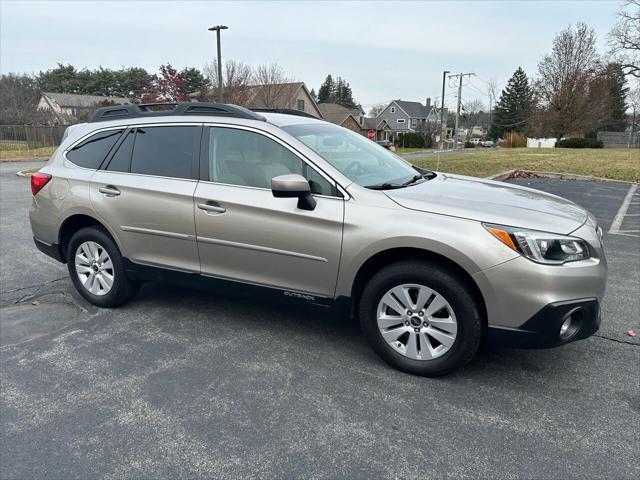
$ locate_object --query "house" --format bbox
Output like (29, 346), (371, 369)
(317, 103), (364, 133)
(192, 82), (323, 118)
(376, 98), (444, 137)
(38, 92), (130, 122)
(318, 103), (392, 140)
(361, 117), (393, 141)
(467, 125), (486, 138)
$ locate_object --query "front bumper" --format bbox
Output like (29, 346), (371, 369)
(473, 219), (607, 335)
(487, 298), (600, 348)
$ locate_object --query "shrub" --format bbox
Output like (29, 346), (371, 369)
(499, 132), (527, 148)
(464, 140), (473, 148)
(397, 132), (427, 148)
(556, 138), (604, 148)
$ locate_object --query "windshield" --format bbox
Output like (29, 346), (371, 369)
(282, 123), (419, 188)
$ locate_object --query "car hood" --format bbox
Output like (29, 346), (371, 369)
(384, 173), (587, 234)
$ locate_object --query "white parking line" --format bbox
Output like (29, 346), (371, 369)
(609, 184), (638, 234)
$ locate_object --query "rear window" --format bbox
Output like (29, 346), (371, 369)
(130, 126), (197, 179)
(66, 129), (124, 169)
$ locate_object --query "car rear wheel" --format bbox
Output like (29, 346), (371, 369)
(359, 260), (482, 376)
(67, 226), (139, 307)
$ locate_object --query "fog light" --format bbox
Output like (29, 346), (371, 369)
(559, 308), (584, 340)
(560, 318), (572, 337)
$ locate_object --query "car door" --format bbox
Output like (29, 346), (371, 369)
(89, 124), (201, 272)
(193, 125), (344, 299)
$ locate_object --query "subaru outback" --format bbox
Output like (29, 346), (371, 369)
(29, 103), (607, 376)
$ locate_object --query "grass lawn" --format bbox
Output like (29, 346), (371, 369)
(408, 148), (639, 183)
(0, 145), (57, 161)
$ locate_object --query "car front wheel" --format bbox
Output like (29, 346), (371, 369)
(359, 260), (482, 377)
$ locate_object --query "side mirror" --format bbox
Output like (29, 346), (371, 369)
(271, 174), (316, 211)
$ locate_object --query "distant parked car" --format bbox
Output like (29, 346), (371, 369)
(470, 138), (482, 146)
(376, 140), (393, 151)
(482, 140), (495, 148)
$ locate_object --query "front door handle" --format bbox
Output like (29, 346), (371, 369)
(197, 202), (226, 214)
(99, 186), (121, 196)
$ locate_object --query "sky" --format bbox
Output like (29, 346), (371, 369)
(0, 0), (622, 112)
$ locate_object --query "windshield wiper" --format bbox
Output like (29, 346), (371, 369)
(413, 166), (437, 179)
(365, 182), (402, 190)
(402, 174), (424, 186)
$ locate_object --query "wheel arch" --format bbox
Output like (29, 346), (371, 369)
(58, 213), (120, 262)
(349, 247), (487, 332)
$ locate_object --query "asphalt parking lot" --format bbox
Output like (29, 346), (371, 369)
(1, 161), (638, 479)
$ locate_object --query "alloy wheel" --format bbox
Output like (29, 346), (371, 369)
(74, 241), (114, 296)
(376, 283), (458, 360)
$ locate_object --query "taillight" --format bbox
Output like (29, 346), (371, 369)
(31, 172), (52, 196)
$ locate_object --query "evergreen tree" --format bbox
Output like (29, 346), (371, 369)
(36, 64), (150, 98)
(335, 77), (356, 108)
(114, 68), (150, 98)
(316, 74), (358, 108)
(179, 67), (210, 94)
(309, 88), (317, 102)
(317, 75), (334, 103)
(604, 63), (628, 132)
(37, 64), (82, 94)
(489, 67), (533, 139)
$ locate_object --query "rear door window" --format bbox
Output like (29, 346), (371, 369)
(130, 126), (198, 179)
(66, 129), (124, 169)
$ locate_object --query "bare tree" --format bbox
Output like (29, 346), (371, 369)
(203, 59), (254, 105)
(414, 120), (439, 148)
(253, 63), (295, 108)
(368, 103), (386, 117)
(628, 80), (640, 132)
(608, 0), (640, 78)
(486, 77), (499, 126)
(536, 22), (602, 139)
(0, 74), (41, 125)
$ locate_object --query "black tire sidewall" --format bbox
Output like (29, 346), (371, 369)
(359, 261), (482, 377)
(67, 226), (136, 308)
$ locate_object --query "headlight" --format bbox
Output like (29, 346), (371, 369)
(484, 223), (590, 265)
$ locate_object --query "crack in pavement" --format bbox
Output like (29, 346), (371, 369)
(593, 333), (639, 346)
(0, 276), (68, 295)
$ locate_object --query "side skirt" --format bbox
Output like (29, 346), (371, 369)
(122, 258), (351, 311)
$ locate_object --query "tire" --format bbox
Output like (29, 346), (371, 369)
(359, 260), (482, 377)
(67, 226), (140, 308)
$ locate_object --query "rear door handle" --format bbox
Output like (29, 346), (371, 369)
(99, 186), (121, 196)
(197, 202), (226, 214)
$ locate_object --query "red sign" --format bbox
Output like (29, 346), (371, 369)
(367, 129), (375, 140)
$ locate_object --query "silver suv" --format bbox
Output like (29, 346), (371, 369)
(29, 103), (607, 376)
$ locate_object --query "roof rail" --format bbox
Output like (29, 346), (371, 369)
(87, 102), (266, 123)
(251, 108), (319, 119)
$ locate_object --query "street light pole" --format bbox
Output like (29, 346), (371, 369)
(208, 25), (228, 103)
(439, 70), (450, 150)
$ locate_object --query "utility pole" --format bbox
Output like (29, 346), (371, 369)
(449, 72), (473, 149)
(439, 70), (450, 150)
(208, 25), (228, 102)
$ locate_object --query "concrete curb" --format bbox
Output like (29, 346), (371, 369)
(486, 169), (639, 185)
(16, 169), (38, 177)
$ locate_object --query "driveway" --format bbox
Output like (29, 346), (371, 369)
(1, 161), (638, 479)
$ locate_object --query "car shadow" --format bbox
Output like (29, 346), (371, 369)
(126, 281), (588, 383)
